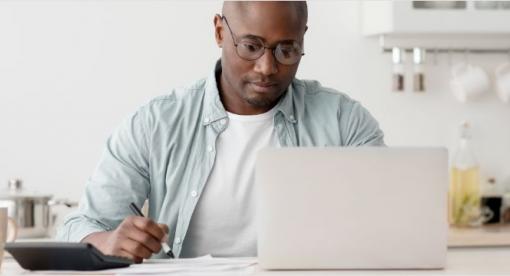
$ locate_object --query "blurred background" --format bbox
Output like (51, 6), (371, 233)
(1, 1), (510, 237)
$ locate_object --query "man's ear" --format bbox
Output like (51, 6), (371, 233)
(214, 14), (224, 48)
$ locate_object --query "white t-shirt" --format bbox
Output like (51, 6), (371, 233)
(180, 107), (280, 257)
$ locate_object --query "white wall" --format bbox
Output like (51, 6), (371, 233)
(1, 1), (510, 205)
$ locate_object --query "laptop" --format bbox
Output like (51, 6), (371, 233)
(256, 147), (448, 270)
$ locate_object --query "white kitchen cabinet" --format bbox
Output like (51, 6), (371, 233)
(362, 1), (510, 51)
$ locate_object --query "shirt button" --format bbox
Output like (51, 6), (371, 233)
(207, 145), (214, 152)
(191, 190), (198, 198)
(175, 237), (182, 244)
(204, 117), (210, 124)
(289, 115), (295, 120)
(220, 119), (226, 125)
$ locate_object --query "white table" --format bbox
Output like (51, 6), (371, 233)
(2, 247), (510, 275)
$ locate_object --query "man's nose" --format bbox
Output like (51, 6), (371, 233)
(253, 49), (278, 76)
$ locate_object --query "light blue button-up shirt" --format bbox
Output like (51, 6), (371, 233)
(56, 61), (385, 257)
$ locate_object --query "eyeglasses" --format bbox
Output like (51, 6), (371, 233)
(221, 16), (305, 66)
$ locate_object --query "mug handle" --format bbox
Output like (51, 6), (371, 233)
(480, 206), (494, 224)
(451, 62), (470, 78)
(6, 216), (18, 242)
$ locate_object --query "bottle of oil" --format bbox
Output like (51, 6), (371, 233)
(449, 121), (481, 227)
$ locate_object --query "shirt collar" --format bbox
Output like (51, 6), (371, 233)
(274, 81), (297, 123)
(202, 60), (228, 126)
(202, 59), (297, 126)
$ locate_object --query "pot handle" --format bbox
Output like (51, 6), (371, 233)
(48, 199), (78, 208)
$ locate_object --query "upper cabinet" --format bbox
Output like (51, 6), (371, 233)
(362, 1), (510, 50)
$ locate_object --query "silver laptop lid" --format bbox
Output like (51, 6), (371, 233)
(256, 147), (448, 270)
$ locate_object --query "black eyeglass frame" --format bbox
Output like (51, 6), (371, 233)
(221, 15), (305, 65)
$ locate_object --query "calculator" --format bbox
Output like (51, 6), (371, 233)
(5, 242), (134, 271)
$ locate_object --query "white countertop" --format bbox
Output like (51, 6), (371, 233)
(255, 247), (510, 275)
(2, 247), (510, 275)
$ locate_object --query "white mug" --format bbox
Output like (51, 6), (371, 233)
(495, 62), (510, 103)
(450, 63), (490, 103)
(0, 207), (18, 269)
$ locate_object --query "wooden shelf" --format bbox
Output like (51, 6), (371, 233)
(448, 224), (510, 247)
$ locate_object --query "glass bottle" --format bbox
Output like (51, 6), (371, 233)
(449, 121), (481, 227)
(392, 47), (404, 92)
(413, 47), (426, 92)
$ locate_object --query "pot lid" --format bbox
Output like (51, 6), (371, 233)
(0, 179), (53, 200)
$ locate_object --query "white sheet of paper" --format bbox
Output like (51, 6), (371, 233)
(114, 256), (258, 275)
(25, 256), (258, 275)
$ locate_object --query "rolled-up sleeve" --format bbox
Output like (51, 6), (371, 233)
(56, 107), (151, 242)
(338, 100), (385, 147)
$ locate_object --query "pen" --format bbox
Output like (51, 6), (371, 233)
(129, 202), (175, 258)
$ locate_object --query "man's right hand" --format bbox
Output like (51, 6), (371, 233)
(82, 216), (169, 263)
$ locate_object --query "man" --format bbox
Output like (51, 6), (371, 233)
(57, 1), (384, 262)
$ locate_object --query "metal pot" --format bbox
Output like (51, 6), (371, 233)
(0, 179), (77, 239)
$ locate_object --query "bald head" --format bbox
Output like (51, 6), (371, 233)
(222, 1), (308, 29)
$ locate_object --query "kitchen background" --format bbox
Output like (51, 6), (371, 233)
(1, 1), (510, 234)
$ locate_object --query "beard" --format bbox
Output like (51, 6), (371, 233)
(244, 93), (280, 108)
(240, 83), (286, 109)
